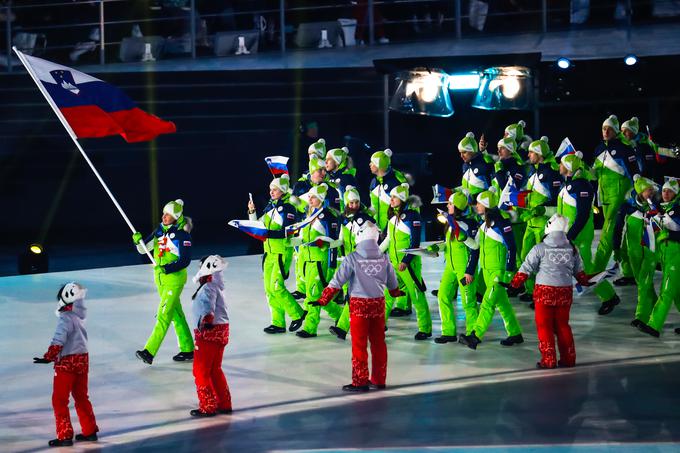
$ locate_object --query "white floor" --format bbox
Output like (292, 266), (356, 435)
(1, 250), (679, 452)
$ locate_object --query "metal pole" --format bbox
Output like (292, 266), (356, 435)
(5, 1), (11, 73)
(99, 0), (105, 65)
(13, 46), (156, 266)
(368, 0), (374, 45)
(455, 0), (461, 39)
(383, 74), (389, 147)
(280, 0), (285, 53)
(190, 0), (196, 58)
(541, 0), (547, 33)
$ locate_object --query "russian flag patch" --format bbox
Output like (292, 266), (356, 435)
(287, 213), (296, 219)
(413, 221), (421, 226)
(580, 191), (589, 197)
(183, 241), (192, 246)
(503, 226), (512, 232)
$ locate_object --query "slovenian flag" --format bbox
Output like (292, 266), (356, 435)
(556, 137), (576, 160)
(265, 156), (289, 176)
(431, 184), (454, 204)
(641, 220), (656, 252)
(285, 207), (322, 237)
(499, 179), (531, 209)
(15, 49), (176, 143)
(228, 220), (269, 242)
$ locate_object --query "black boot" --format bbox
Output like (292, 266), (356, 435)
(630, 319), (643, 328)
(638, 323), (660, 338)
(390, 307), (412, 317)
(597, 295), (620, 315)
(291, 290), (305, 300)
(49, 439), (73, 447)
(329, 325), (347, 340)
(369, 382), (386, 390)
(135, 349), (154, 365)
(431, 289), (439, 296)
(289, 318), (303, 332)
(519, 293), (533, 303)
(217, 408), (233, 415)
(190, 409), (216, 417)
(459, 332), (481, 350)
(614, 276), (636, 287)
(296, 330), (317, 338)
(434, 335), (458, 344)
(414, 331), (432, 340)
(173, 351), (194, 362)
(342, 384), (369, 392)
(500, 334), (524, 346)
(263, 325), (286, 334)
(75, 433), (98, 442)
(675, 328), (680, 335)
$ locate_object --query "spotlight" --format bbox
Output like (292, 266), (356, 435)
(624, 54), (637, 66)
(557, 57), (572, 69)
(390, 68), (454, 117)
(18, 243), (49, 274)
(472, 66), (533, 110)
(447, 73), (481, 91)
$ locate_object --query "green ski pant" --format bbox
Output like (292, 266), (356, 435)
(521, 215), (548, 295)
(301, 260), (342, 334)
(628, 244), (658, 323)
(593, 190), (633, 279)
(385, 258), (432, 334)
(294, 250), (306, 294)
(437, 265), (478, 336)
(648, 241), (680, 331)
(145, 278), (194, 356)
(512, 221), (527, 266)
(471, 269), (522, 339)
(264, 252), (304, 328)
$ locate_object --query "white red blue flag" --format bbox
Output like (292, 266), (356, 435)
(431, 184), (453, 204)
(265, 156), (289, 176)
(499, 179), (531, 209)
(556, 137), (576, 160)
(17, 50), (175, 143)
(228, 220), (269, 242)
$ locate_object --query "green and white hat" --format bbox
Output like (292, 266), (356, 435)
(663, 177), (679, 195)
(633, 174), (657, 195)
(458, 132), (479, 154)
(389, 183), (410, 202)
(326, 147), (349, 166)
(270, 174), (291, 193)
(370, 148), (393, 171)
(504, 120), (526, 140)
(528, 136), (550, 157)
(476, 187), (498, 209)
(497, 137), (517, 153)
(602, 115), (620, 133)
(308, 183), (328, 203)
(163, 199), (184, 220)
(308, 139), (326, 159)
(344, 185), (360, 204)
(309, 155), (325, 174)
(449, 190), (469, 211)
(621, 117), (639, 135)
(561, 151), (584, 173)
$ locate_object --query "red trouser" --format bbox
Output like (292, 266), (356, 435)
(349, 296), (387, 386)
(52, 369), (98, 440)
(533, 284), (576, 368)
(193, 325), (231, 414)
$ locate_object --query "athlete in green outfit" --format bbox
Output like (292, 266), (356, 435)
(427, 191), (480, 343)
(380, 183), (433, 340)
(460, 189), (523, 349)
(640, 178), (680, 336)
(134, 199), (195, 364)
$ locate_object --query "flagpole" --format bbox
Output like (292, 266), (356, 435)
(12, 46), (156, 266)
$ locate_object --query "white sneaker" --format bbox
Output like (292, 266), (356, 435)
(378, 37), (390, 44)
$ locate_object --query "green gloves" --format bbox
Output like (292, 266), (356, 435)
(531, 205), (546, 217)
(426, 244), (440, 253)
(132, 231), (143, 244)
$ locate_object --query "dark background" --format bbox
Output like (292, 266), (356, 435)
(1, 55), (679, 274)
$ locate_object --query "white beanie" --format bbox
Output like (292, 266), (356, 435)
(163, 199), (184, 220)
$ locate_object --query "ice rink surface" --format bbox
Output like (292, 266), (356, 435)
(1, 252), (679, 452)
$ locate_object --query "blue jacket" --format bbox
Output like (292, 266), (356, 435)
(593, 138), (639, 183)
(145, 221), (192, 274)
(494, 157), (526, 190)
(527, 162), (562, 206)
(563, 175), (595, 241)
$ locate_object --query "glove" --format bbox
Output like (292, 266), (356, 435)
(531, 206), (546, 217)
(506, 286), (522, 297)
(199, 314), (215, 331)
(388, 288), (406, 298)
(426, 244), (440, 253)
(33, 357), (51, 364)
(132, 231), (143, 244)
(502, 271), (515, 284)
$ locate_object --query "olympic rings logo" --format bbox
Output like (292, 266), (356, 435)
(360, 263), (383, 275)
(548, 252), (571, 264)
